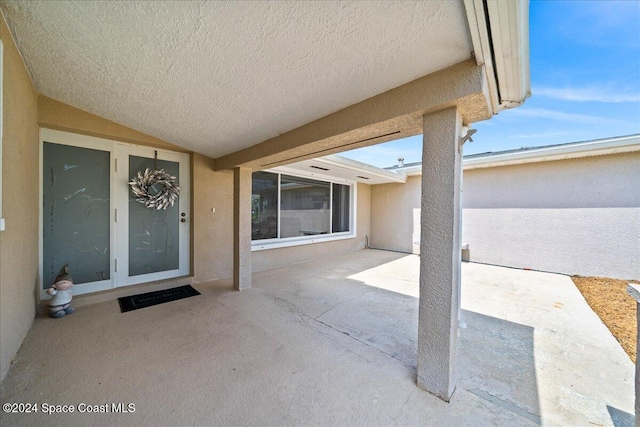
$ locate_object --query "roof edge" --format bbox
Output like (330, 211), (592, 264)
(269, 154), (407, 185)
(464, 0), (531, 113)
(318, 155), (407, 183)
(389, 134), (640, 176)
(464, 133), (640, 170)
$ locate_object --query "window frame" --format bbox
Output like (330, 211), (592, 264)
(251, 168), (357, 251)
(0, 40), (4, 232)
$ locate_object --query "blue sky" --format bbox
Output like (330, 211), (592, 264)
(341, 0), (640, 168)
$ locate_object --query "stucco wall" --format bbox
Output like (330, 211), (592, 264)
(370, 175), (421, 253)
(37, 98), (241, 286)
(252, 183), (371, 272)
(0, 15), (40, 381)
(35, 96), (375, 285)
(369, 152), (640, 280)
(38, 95), (186, 152)
(462, 153), (640, 280)
(192, 154), (234, 282)
(0, 30), (402, 380)
(0, 82), (374, 379)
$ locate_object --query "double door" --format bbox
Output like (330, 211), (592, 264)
(40, 129), (190, 298)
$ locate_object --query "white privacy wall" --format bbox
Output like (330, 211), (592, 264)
(370, 177), (421, 254)
(462, 152), (640, 280)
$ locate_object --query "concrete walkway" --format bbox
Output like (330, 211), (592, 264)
(0, 249), (635, 426)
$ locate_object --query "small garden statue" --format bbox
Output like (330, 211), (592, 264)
(46, 264), (75, 318)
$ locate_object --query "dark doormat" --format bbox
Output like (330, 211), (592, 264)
(118, 285), (200, 313)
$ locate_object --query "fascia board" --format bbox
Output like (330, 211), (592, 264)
(464, 0), (500, 114)
(486, 0), (531, 110)
(318, 155), (406, 183)
(464, 137), (640, 169)
(269, 160), (407, 185)
(385, 136), (640, 175)
(398, 166), (422, 177)
(267, 165), (355, 185)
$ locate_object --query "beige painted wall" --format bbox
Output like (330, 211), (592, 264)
(462, 153), (640, 280)
(192, 154), (235, 282)
(36, 100), (375, 284)
(37, 98), (240, 285)
(0, 40), (377, 381)
(369, 153), (640, 280)
(38, 95), (187, 152)
(0, 15), (40, 381)
(252, 183), (371, 272)
(370, 176), (421, 253)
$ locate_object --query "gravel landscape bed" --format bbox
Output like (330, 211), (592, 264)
(572, 276), (638, 363)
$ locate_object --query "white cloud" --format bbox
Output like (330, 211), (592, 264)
(511, 131), (572, 140)
(534, 86), (640, 103)
(507, 107), (632, 125)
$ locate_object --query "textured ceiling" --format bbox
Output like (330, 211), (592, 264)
(2, 1), (472, 158)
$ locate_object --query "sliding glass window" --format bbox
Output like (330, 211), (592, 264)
(251, 172), (353, 243)
(252, 172), (279, 240)
(332, 183), (350, 233)
(281, 175), (330, 238)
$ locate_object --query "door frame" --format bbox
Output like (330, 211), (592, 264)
(115, 143), (190, 287)
(39, 128), (191, 299)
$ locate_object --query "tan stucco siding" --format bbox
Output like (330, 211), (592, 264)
(192, 154), (234, 282)
(35, 96), (378, 282)
(463, 152), (640, 209)
(369, 152), (640, 280)
(36, 98), (236, 285)
(252, 183), (371, 272)
(0, 15), (39, 381)
(34, 97), (376, 284)
(38, 95), (186, 152)
(370, 176), (421, 254)
(462, 152), (640, 280)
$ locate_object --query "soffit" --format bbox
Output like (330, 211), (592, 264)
(273, 155), (406, 185)
(1, 1), (472, 158)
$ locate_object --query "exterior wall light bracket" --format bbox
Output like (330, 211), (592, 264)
(459, 127), (477, 152)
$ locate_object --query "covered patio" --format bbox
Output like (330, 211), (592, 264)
(1, 249), (634, 426)
(1, 1), (534, 405)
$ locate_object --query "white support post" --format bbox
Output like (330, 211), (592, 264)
(417, 107), (463, 401)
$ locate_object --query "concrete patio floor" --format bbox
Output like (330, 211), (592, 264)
(0, 249), (635, 426)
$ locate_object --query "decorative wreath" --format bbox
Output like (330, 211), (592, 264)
(129, 168), (180, 210)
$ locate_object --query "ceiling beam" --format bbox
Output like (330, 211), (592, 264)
(214, 59), (492, 171)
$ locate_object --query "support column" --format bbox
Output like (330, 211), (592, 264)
(233, 167), (252, 291)
(417, 107), (463, 401)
